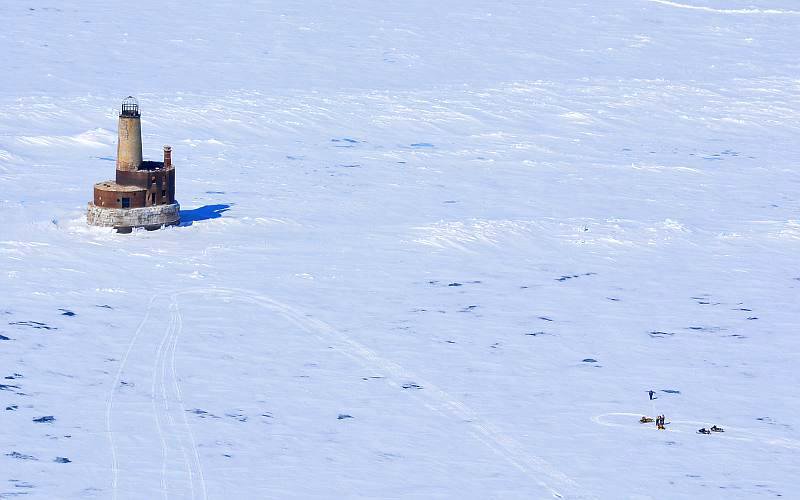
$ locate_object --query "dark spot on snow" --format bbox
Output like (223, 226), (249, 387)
(223, 454), (232, 458)
(0, 335), (10, 341)
(734, 308), (752, 312)
(187, 408), (219, 418)
(402, 383), (422, 390)
(448, 282), (462, 287)
(96, 304), (113, 309)
(747, 317), (758, 320)
(556, 272), (596, 282)
(686, 326), (724, 333)
(525, 331), (547, 336)
(225, 412), (247, 422)
(428, 280), (439, 285)
(665, 441), (677, 446)
(96, 156), (114, 161)
(331, 138), (359, 147)
(205, 191), (225, 194)
(459, 305), (478, 312)
(538, 316), (554, 322)
(445, 340), (456, 343)
(59, 309), (75, 317)
(410, 143), (434, 148)
(582, 358), (598, 363)
(649, 331), (675, 337)
(661, 389), (681, 394)
(286, 155), (304, 160)
(443, 200), (458, 204)
(606, 297), (620, 301)
(6, 405), (18, 411)
(520, 286), (529, 289)
(32, 416), (55, 423)
(9, 321), (56, 330)
(686, 474), (701, 478)
(0, 384), (20, 391)
(261, 412), (273, 418)
(490, 342), (500, 349)
(54, 457), (71, 463)
(337, 414), (353, 420)
(338, 164), (361, 168)
(6, 451), (37, 460)
(4, 374), (22, 380)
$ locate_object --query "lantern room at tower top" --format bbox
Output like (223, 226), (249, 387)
(87, 97), (180, 231)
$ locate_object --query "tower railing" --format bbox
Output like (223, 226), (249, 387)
(120, 96), (140, 117)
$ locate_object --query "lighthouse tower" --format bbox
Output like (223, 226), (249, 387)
(116, 96), (143, 172)
(87, 97), (180, 232)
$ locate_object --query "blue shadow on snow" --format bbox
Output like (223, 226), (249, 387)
(180, 204), (231, 227)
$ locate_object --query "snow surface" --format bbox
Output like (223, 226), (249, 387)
(1, 0), (799, 498)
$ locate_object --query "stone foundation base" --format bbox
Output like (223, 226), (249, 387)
(87, 202), (180, 231)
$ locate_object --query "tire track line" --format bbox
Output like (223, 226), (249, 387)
(152, 304), (173, 499)
(203, 287), (585, 499)
(170, 295), (208, 500)
(107, 294), (159, 500)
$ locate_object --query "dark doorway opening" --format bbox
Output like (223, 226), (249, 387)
(121, 197), (130, 208)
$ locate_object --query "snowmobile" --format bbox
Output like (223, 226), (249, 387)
(698, 428), (711, 435)
(640, 416), (654, 423)
(710, 425), (724, 433)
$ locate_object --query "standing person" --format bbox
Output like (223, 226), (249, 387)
(648, 390), (655, 400)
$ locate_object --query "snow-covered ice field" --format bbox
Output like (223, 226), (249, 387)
(1, 0), (799, 498)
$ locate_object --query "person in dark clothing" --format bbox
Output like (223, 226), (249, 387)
(648, 390), (655, 400)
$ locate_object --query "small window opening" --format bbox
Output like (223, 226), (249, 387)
(121, 197), (130, 208)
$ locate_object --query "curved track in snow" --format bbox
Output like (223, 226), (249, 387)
(592, 412), (800, 449)
(106, 286), (589, 499)
(645, 0), (800, 15)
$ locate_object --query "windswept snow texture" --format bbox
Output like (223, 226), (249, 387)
(1, 0), (799, 498)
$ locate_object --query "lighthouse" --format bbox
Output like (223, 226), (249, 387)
(87, 97), (180, 232)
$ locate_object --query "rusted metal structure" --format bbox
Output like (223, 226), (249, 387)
(87, 97), (180, 231)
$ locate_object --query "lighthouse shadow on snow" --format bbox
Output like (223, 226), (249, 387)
(179, 204), (231, 227)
